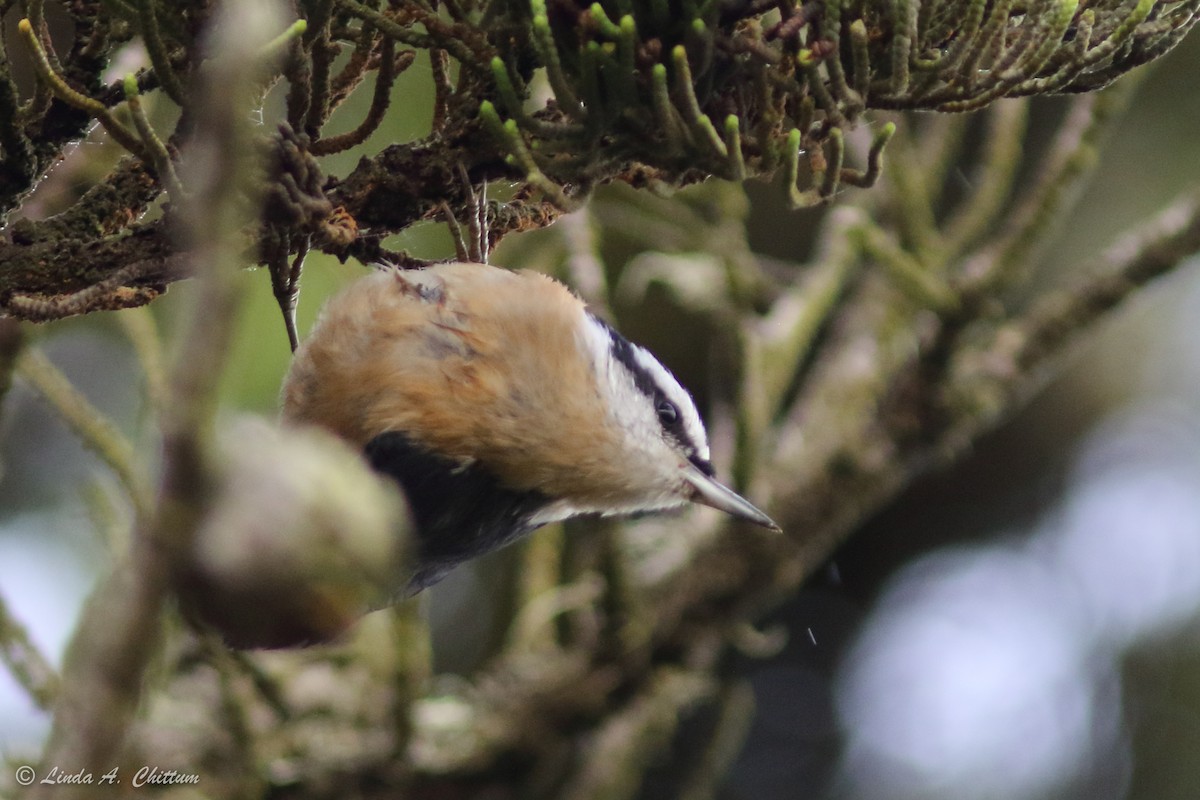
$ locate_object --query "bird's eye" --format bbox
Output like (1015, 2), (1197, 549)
(657, 399), (679, 426)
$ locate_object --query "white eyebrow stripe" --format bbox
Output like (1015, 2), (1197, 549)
(581, 313), (616, 384)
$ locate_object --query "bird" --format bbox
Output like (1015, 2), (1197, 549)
(281, 261), (779, 594)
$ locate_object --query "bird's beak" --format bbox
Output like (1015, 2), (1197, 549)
(682, 463), (780, 531)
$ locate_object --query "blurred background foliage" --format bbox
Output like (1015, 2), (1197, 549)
(2, 1), (1200, 799)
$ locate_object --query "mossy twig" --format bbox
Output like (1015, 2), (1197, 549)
(133, 0), (186, 105)
(17, 18), (145, 158)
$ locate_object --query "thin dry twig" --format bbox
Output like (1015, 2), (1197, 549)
(0, 590), (59, 710)
(15, 348), (150, 517)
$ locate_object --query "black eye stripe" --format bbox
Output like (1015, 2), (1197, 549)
(599, 318), (659, 401)
(592, 313), (702, 454)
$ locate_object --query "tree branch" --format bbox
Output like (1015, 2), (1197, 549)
(30, 5), (281, 793)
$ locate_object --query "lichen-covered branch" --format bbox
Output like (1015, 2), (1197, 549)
(948, 188), (1200, 428)
(1, 0), (1195, 318)
(29, 6), (291, 796)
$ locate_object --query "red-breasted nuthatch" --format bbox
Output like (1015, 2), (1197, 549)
(282, 262), (779, 593)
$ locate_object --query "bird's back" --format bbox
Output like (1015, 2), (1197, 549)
(281, 263), (601, 590)
(283, 263), (627, 500)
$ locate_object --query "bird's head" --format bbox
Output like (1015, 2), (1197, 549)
(547, 311), (779, 531)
